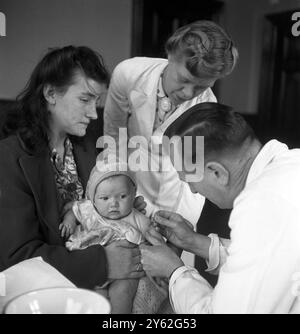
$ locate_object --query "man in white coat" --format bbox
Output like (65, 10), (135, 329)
(141, 102), (300, 314)
(103, 22), (238, 266)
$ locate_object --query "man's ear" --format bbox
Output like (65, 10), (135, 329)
(205, 161), (229, 187)
(43, 84), (57, 105)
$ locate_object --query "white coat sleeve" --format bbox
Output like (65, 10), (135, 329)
(169, 191), (297, 314)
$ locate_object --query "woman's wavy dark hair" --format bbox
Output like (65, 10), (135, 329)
(3, 46), (110, 152)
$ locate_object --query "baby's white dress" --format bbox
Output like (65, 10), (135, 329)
(66, 200), (168, 314)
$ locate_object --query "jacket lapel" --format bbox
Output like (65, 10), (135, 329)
(19, 150), (61, 235)
(130, 61), (167, 141)
(72, 136), (98, 194)
(18, 135), (97, 234)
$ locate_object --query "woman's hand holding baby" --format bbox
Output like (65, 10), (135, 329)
(105, 240), (144, 280)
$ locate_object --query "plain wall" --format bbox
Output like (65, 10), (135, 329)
(218, 0), (300, 114)
(1, 0), (300, 111)
(0, 0), (132, 99)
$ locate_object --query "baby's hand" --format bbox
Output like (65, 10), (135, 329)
(59, 210), (77, 239)
(61, 201), (76, 219)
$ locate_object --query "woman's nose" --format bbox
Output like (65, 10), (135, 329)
(87, 103), (98, 120)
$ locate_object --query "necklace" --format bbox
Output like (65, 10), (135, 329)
(158, 66), (173, 113)
(159, 96), (172, 113)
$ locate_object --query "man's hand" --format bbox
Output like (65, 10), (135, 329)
(141, 229), (184, 278)
(153, 210), (196, 252)
(105, 240), (144, 280)
(133, 196), (147, 215)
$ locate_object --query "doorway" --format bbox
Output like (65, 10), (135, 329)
(258, 9), (300, 147)
(131, 0), (224, 58)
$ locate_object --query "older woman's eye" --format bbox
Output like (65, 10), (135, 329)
(80, 97), (90, 103)
(195, 85), (206, 91)
(121, 194), (127, 199)
(100, 197), (109, 201)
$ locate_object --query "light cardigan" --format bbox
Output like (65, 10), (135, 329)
(104, 57), (216, 226)
(169, 140), (300, 314)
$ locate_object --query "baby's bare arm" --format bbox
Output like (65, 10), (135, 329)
(59, 209), (77, 238)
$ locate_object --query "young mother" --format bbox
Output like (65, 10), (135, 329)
(0, 46), (144, 289)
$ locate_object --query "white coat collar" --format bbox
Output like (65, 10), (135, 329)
(246, 139), (288, 185)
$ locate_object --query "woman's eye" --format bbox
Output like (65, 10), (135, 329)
(100, 197), (108, 201)
(178, 76), (189, 84)
(121, 194), (127, 199)
(80, 98), (89, 103)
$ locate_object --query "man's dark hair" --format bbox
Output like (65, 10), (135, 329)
(3, 46), (110, 152)
(164, 102), (256, 161)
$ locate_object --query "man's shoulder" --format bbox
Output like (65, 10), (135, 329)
(233, 160), (300, 222)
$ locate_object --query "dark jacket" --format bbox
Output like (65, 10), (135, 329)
(0, 128), (107, 289)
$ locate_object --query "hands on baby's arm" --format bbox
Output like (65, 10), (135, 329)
(59, 202), (78, 239)
(139, 225), (174, 288)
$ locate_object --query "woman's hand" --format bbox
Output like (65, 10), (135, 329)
(153, 210), (196, 252)
(105, 240), (145, 280)
(133, 196), (147, 215)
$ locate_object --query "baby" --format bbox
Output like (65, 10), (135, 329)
(59, 157), (167, 314)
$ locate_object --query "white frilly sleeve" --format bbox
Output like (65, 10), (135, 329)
(72, 200), (100, 231)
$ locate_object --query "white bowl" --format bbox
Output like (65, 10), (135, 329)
(4, 287), (111, 314)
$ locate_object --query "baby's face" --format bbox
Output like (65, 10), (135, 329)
(94, 175), (136, 220)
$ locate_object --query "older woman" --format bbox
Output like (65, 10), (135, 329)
(104, 20), (238, 230)
(0, 46), (144, 289)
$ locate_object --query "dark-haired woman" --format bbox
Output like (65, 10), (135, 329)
(0, 46), (144, 289)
